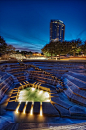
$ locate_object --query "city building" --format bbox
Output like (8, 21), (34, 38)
(50, 20), (65, 42)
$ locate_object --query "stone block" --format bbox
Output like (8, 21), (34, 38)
(69, 105), (86, 116)
(51, 97), (72, 109)
(42, 102), (59, 116)
(18, 102), (26, 112)
(6, 102), (19, 111)
(26, 102), (32, 113)
(33, 102), (40, 114)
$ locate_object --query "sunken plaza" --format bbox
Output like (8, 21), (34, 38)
(0, 59), (86, 130)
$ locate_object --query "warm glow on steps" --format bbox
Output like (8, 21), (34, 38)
(23, 101), (28, 114)
(40, 102), (43, 116)
(30, 102), (34, 115)
(16, 102), (21, 113)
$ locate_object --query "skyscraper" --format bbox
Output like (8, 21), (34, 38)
(50, 20), (65, 42)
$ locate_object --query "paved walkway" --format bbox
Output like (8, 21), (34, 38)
(17, 122), (86, 130)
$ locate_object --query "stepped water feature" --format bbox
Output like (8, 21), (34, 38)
(0, 61), (86, 130)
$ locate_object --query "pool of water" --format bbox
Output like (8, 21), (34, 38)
(17, 87), (50, 102)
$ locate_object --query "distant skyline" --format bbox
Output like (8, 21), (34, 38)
(0, 0), (86, 52)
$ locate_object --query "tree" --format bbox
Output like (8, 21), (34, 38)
(28, 51), (33, 55)
(6, 45), (15, 54)
(70, 39), (82, 56)
(41, 43), (51, 57)
(80, 41), (86, 55)
(41, 41), (72, 59)
(16, 50), (20, 54)
(41, 39), (82, 59)
(76, 47), (82, 56)
(0, 36), (7, 54)
(54, 41), (63, 58)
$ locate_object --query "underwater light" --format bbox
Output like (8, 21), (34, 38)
(31, 87), (35, 91)
(46, 99), (50, 102)
(38, 90), (43, 95)
(44, 92), (49, 98)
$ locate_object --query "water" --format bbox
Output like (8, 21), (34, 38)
(17, 87), (50, 102)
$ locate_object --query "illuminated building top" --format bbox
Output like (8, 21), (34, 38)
(50, 20), (65, 42)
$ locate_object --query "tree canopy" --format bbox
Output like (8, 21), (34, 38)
(0, 36), (15, 55)
(41, 39), (84, 57)
(80, 41), (86, 55)
(0, 36), (7, 54)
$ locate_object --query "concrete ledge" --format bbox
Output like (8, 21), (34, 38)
(6, 102), (19, 111)
(51, 97), (72, 109)
(42, 102), (59, 116)
(69, 105), (86, 116)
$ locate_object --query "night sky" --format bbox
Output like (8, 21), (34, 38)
(0, 0), (86, 52)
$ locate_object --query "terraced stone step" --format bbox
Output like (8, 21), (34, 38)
(26, 102), (32, 113)
(64, 78), (86, 99)
(6, 100), (59, 116)
(7, 69), (27, 74)
(64, 88), (86, 106)
(64, 75), (86, 90)
(51, 97), (72, 110)
(17, 76), (26, 82)
(11, 93), (17, 97)
(6, 102), (19, 111)
(42, 102), (59, 116)
(33, 102), (40, 114)
(69, 105), (86, 116)
(65, 71), (86, 83)
(18, 102), (26, 112)
(13, 73), (25, 76)
(1, 122), (18, 130)
(54, 104), (70, 117)
(50, 93), (59, 97)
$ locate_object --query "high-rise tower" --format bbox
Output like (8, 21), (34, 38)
(50, 20), (65, 42)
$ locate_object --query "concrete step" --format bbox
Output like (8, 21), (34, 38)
(4, 123), (18, 130)
(64, 88), (86, 106)
(69, 105), (86, 116)
(42, 102), (59, 116)
(54, 104), (71, 117)
(51, 97), (72, 110)
(26, 102), (32, 113)
(33, 102), (40, 114)
(6, 101), (19, 111)
(65, 71), (86, 83)
(64, 76), (86, 90)
(64, 78), (86, 99)
(18, 102), (26, 112)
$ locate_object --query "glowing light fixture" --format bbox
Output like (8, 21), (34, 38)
(38, 90), (43, 95)
(46, 99), (50, 102)
(31, 87), (35, 91)
(23, 101), (28, 114)
(30, 104), (33, 115)
(44, 92), (49, 98)
(16, 102), (21, 113)
(40, 102), (42, 116)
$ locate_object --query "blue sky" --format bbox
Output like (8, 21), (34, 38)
(0, 0), (86, 52)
